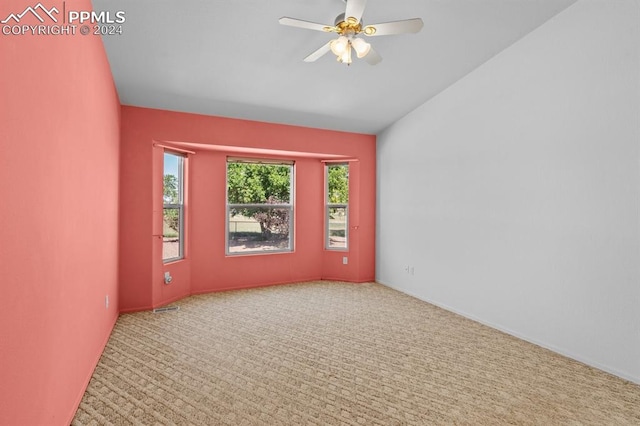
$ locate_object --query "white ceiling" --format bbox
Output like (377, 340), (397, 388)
(93, 0), (576, 134)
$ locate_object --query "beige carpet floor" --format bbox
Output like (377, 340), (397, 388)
(73, 281), (640, 425)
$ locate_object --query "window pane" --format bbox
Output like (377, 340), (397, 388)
(163, 207), (181, 260)
(228, 207), (291, 253)
(163, 153), (181, 204)
(227, 163), (291, 204)
(326, 164), (349, 250)
(163, 152), (184, 262)
(327, 207), (347, 249)
(328, 164), (349, 204)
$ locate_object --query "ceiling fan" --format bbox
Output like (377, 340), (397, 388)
(279, 0), (423, 66)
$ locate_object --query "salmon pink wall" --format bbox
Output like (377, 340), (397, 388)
(189, 155), (325, 293)
(119, 106), (375, 311)
(0, 1), (121, 423)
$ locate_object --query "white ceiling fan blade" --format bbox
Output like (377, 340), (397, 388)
(279, 17), (332, 32)
(345, 0), (367, 24)
(363, 46), (382, 65)
(303, 41), (332, 62)
(363, 18), (424, 36)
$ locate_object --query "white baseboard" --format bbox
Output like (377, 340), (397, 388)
(377, 280), (640, 386)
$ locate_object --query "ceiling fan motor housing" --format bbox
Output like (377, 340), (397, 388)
(334, 13), (363, 36)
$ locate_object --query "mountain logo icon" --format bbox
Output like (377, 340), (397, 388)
(1, 3), (59, 24)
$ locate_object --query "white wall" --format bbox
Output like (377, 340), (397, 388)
(376, 0), (639, 384)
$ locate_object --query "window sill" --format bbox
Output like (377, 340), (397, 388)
(225, 250), (294, 258)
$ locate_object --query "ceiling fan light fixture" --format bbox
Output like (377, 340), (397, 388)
(330, 35), (349, 55)
(339, 44), (352, 64)
(351, 37), (371, 58)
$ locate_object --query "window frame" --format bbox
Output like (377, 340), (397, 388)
(225, 158), (295, 256)
(163, 151), (185, 264)
(325, 163), (349, 251)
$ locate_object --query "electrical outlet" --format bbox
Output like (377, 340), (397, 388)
(343, 256), (348, 265)
(105, 295), (109, 309)
(410, 266), (414, 275)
